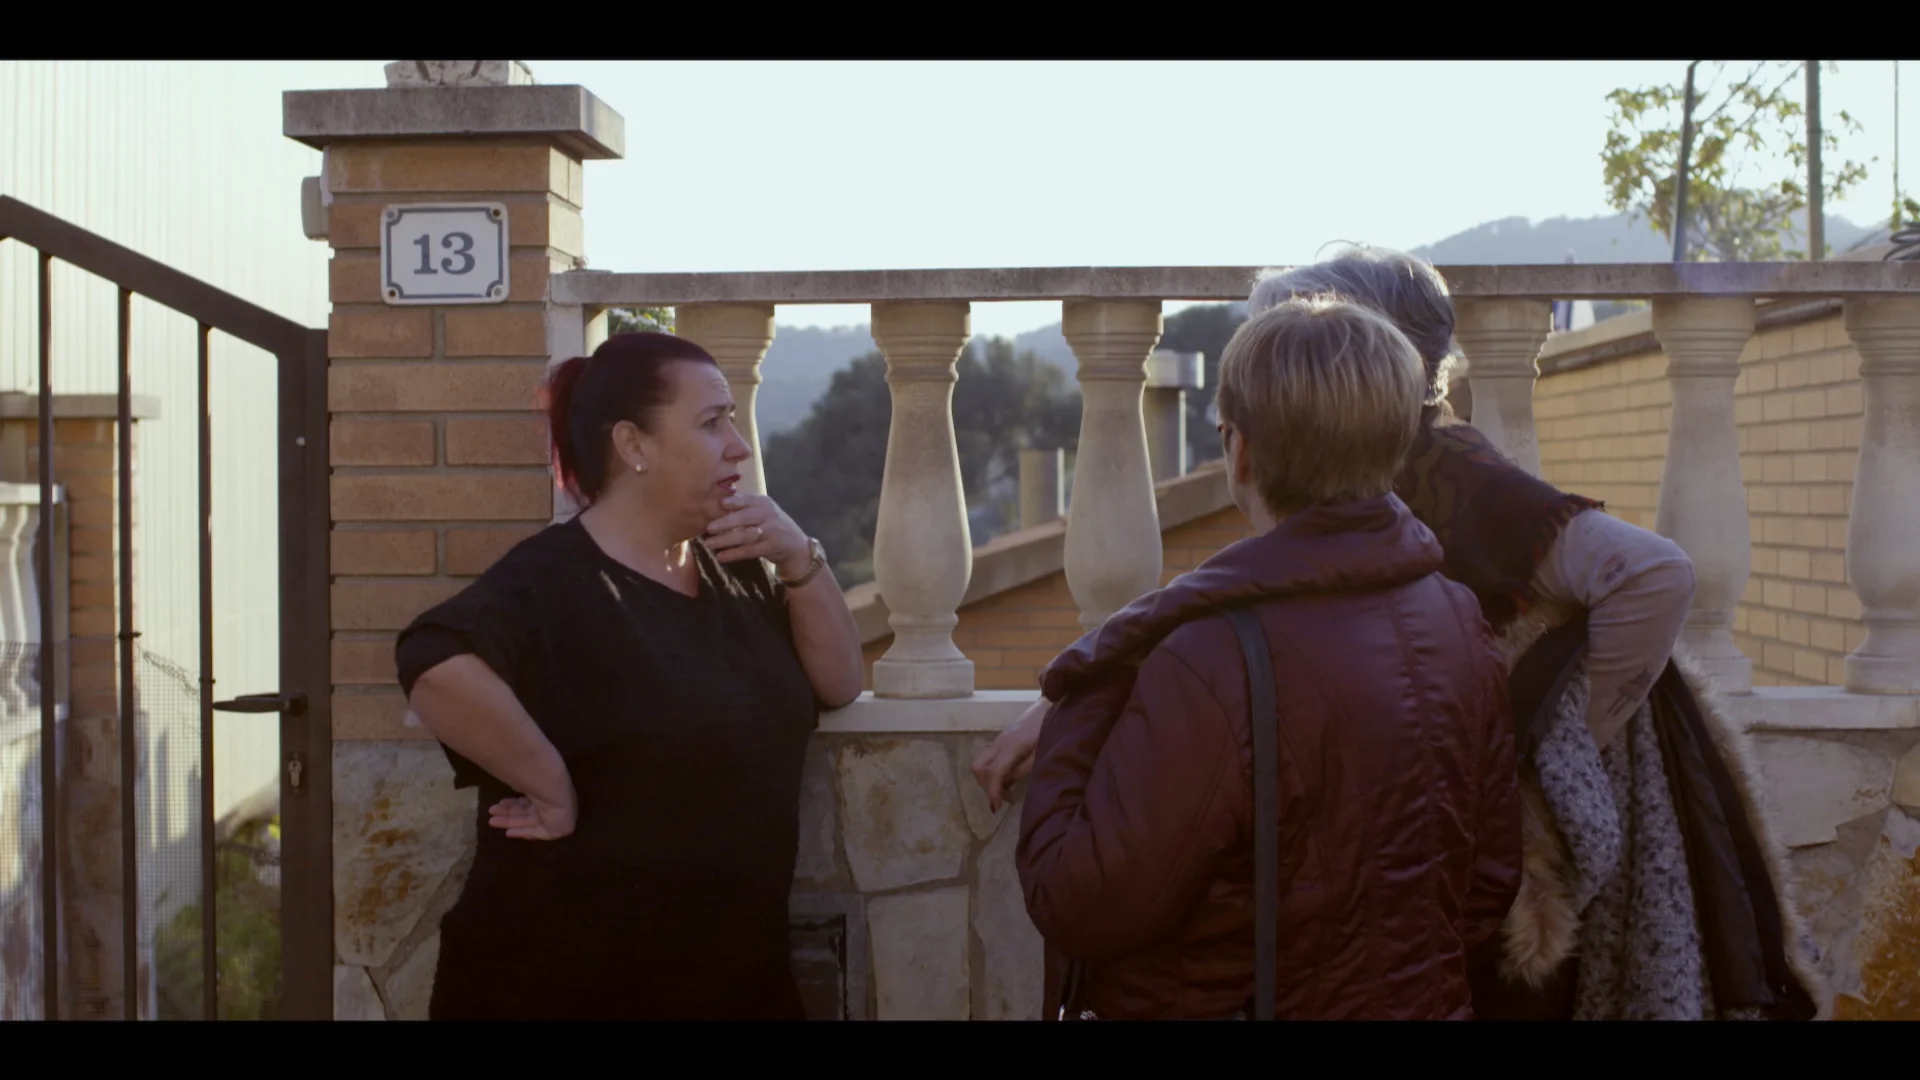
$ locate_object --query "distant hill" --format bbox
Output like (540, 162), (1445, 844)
(755, 321), (1081, 435)
(757, 325), (878, 435)
(1010, 322), (1075, 371)
(751, 209), (1877, 434)
(1409, 208), (1874, 265)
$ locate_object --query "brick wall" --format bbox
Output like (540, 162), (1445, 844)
(0, 406), (159, 1020)
(322, 141), (579, 738)
(1534, 313), (1864, 688)
(860, 505), (1256, 690)
(20, 418), (128, 724)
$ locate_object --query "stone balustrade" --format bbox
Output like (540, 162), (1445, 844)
(558, 261), (1920, 703)
(549, 261), (1920, 1019)
(0, 482), (62, 1022)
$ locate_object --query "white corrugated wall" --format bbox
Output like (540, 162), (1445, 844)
(2, 62), (380, 970)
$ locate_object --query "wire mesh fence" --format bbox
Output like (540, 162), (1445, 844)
(0, 642), (282, 1021)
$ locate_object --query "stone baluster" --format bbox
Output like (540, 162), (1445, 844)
(1062, 300), (1164, 632)
(1144, 349), (1203, 482)
(0, 485), (43, 733)
(676, 303), (776, 497)
(1652, 296), (1757, 694)
(869, 302), (974, 698)
(1842, 296), (1920, 693)
(1453, 299), (1552, 475)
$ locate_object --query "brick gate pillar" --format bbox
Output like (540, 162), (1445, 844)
(284, 60), (623, 1019)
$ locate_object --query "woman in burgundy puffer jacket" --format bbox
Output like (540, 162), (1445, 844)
(1015, 296), (1522, 1020)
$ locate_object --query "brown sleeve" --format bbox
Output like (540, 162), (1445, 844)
(1531, 509), (1695, 749)
(1016, 647), (1246, 962)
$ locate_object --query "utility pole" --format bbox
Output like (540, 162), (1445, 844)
(1807, 61), (1825, 260)
(1673, 61), (1702, 262)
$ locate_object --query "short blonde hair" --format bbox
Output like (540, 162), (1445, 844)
(1215, 296), (1427, 517)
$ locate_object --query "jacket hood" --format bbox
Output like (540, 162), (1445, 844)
(1040, 494), (1445, 700)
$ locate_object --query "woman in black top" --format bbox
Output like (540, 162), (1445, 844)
(395, 331), (865, 1021)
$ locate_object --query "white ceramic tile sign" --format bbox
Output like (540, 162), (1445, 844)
(380, 203), (509, 305)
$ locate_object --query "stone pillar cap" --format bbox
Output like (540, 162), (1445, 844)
(285, 61), (624, 160)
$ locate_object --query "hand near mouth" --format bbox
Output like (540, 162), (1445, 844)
(705, 491), (812, 580)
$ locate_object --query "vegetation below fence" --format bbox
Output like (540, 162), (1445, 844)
(153, 814), (282, 1021)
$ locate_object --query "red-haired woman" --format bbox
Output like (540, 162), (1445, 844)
(395, 331), (865, 1020)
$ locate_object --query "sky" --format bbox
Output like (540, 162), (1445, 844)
(290, 60), (1918, 340)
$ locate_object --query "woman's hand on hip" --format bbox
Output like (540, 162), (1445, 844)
(706, 493), (812, 579)
(488, 785), (578, 841)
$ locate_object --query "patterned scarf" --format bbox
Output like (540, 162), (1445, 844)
(1393, 406), (1602, 632)
(1397, 409), (1820, 1021)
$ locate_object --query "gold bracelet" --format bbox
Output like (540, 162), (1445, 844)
(779, 538), (827, 588)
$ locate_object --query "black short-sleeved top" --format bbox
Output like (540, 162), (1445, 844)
(393, 516), (821, 1020)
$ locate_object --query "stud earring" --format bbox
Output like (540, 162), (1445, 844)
(634, 462), (646, 474)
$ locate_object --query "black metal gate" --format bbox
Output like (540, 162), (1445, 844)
(0, 195), (331, 1021)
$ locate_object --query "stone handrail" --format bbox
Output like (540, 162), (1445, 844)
(554, 262), (1920, 305)
(553, 262), (1920, 715)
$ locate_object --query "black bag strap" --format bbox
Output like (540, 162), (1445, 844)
(1225, 607), (1278, 1022)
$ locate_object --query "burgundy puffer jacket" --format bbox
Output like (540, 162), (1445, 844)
(1017, 495), (1521, 1020)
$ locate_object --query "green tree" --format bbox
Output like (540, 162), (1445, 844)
(762, 338), (1081, 588)
(153, 814), (283, 1020)
(954, 337), (1083, 534)
(1602, 61), (1870, 261)
(1895, 195), (1920, 233)
(1159, 303), (1246, 465)
(762, 353), (894, 585)
(608, 306), (674, 334)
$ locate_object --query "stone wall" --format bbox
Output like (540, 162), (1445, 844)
(328, 725), (1039, 1021)
(790, 730), (1038, 1020)
(1829, 805), (1919, 1019)
(330, 740), (472, 1021)
(1746, 720), (1920, 1019)
(319, 639), (1920, 1025)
